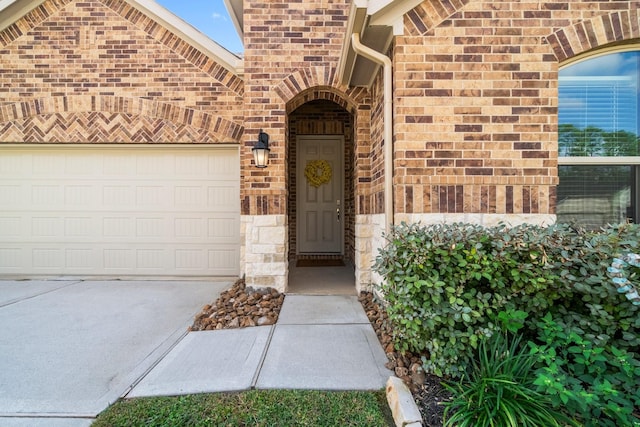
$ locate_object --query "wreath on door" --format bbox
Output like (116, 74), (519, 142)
(304, 159), (332, 187)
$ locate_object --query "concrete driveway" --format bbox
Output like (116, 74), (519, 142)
(0, 279), (230, 427)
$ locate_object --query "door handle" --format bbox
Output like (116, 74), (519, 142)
(336, 207), (340, 222)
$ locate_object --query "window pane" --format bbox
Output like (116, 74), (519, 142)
(559, 52), (640, 157)
(557, 165), (634, 229)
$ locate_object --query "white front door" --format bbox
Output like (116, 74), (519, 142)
(297, 136), (344, 254)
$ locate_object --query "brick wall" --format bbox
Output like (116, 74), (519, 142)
(367, 69), (386, 215)
(393, 0), (640, 216)
(0, 0), (243, 143)
(241, 0), (353, 215)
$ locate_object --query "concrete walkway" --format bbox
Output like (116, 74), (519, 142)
(129, 294), (391, 397)
(0, 280), (391, 426)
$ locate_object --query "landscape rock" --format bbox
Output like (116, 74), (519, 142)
(257, 315), (275, 326)
(190, 278), (284, 332)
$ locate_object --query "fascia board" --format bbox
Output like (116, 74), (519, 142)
(224, 0), (244, 42)
(337, 1), (369, 86)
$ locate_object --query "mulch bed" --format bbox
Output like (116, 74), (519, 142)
(189, 279), (449, 426)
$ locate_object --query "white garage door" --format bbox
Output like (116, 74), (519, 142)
(0, 145), (240, 277)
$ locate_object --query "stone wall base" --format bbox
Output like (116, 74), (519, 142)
(240, 213), (554, 294)
(394, 213), (556, 227)
(355, 214), (387, 294)
(241, 214), (288, 293)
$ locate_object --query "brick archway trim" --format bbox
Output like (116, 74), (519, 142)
(545, 10), (640, 62)
(286, 87), (363, 115)
(0, 95), (243, 142)
(404, 0), (472, 36)
(273, 66), (368, 113)
(274, 67), (336, 103)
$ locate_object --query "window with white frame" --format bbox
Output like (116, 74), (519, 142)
(557, 50), (640, 229)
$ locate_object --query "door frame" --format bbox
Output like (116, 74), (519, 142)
(296, 135), (345, 255)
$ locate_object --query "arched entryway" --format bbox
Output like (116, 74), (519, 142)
(286, 98), (356, 294)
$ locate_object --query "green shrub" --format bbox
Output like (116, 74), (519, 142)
(373, 222), (640, 378)
(544, 223), (640, 353)
(442, 332), (574, 427)
(531, 313), (640, 427)
(373, 221), (568, 377)
(374, 221), (640, 424)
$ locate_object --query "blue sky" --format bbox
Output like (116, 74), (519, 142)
(155, 0), (243, 54)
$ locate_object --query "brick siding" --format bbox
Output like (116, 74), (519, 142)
(0, 0), (243, 143)
(392, 0), (639, 215)
(2, 0), (639, 276)
(241, 0), (355, 216)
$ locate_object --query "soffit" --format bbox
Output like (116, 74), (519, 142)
(338, 0), (423, 88)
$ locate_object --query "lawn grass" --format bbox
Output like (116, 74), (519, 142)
(92, 389), (394, 426)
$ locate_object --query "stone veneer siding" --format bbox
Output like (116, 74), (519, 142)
(0, 0), (244, 143)
(241, 214), (287, 291)
(355, 213), (386, 293)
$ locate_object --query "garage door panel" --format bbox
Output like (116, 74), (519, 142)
(32, 184), (64, 206)
(209, 248), (240, 270)
(3, 238), (239, 275)
(0, 248), (22, 270)
(103, 154), (137, 174)
(0, 185), (24, 206)
(175, 154), (208, 176)
(208, 186), (240, 211)
(65, 185), (98, 206)
(208, 216), (240, 241)
(104, 248), (135, 270)
(208, 153), (240, 178)
(0, 217), (22, 237)
(33, 247), (65, 270)
(103, 217), (134, 237)
(0, 146), (240, 277)
(174, 217), (204, 239)
(103, 186), (136, 207)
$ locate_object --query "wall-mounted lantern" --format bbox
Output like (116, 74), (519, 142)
(252, 130), (270, 168)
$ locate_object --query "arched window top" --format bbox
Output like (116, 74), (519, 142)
(559, 50), (640, 158)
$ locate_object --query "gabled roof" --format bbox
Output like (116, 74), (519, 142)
(0, 0), (244, 76)
(223, 0), (425, 88)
